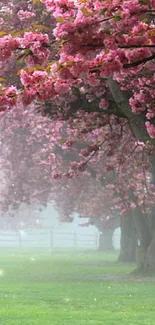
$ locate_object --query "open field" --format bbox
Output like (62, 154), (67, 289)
(0, 249), (155, 325)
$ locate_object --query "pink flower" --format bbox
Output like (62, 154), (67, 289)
(130, 202), (136, 209)
(70, 161), (79, 169)
(20, 70), (48, 87)
(51, 172), (62, 179)
(99, 98), (108, 110)
(80, 148), (90, 157)
(21, 32), (50, 65)
(48, 153), (56, 163)
(145, 121), (155, 138)
(18, 10), (36, 21)
(129, 97), (145, 114)
(22, 32), (49, 48)
(54, 80), (70, 94)
(20, 89), (36, 106)
(0, 18), (4, 26)
(106, 184), (115, 189)
(0, 86), (17, 109)
(0, 36), (19, 61)
(87, 74), (100, 86)
(146, 110), (155, 120)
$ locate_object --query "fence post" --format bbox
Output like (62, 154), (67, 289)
(74, 231), (77, 249)
(18, 231), (22, 249)
(95, 232), (98, 250)
(50, 231), (53, 251)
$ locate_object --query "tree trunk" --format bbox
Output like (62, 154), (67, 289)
(141, 157), (155, 273)
(98, 229), (114, 251)
(118, 214), (137, 263)
(130, 207), (155, 274)
(108, 78), (155, 274)
(108, 78), (155, 145)
(144, 233), (155, 273)
(133, 236), (155, 275)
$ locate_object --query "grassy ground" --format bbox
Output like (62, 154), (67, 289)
(0, 249), (155, 325)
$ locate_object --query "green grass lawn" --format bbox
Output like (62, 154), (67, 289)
(0, 249), (155, 325)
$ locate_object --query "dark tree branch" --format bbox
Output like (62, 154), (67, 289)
(108, 77), (155, 145)
(123, 54), (155, 68)
(119, 44), (155, 48)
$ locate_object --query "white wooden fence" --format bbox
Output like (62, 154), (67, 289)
(0, 230), (99, 249)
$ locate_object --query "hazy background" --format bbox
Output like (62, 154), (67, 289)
(0, 203), (121, 250)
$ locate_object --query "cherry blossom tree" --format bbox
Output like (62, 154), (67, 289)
(1, 0), (155, 272)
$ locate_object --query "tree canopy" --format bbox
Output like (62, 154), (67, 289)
(1, 0), (155, 271)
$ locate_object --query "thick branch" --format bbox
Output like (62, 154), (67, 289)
(132, 206), (152, 250)
(123, 54), (155, 68)
(41, 91), (126, 119)
(119, 45), (155, 49)
(108, 78), (155, 145)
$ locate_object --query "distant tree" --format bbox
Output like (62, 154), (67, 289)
(1, 0), (155, 272)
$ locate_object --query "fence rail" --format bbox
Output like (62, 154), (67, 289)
(0, 230), (121, 250)
(0, 230), (99, 249)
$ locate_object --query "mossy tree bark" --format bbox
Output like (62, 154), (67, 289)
(118, 214), (137, 263)
(98, 229), (114, 251)
(131, 207), (155, 274)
